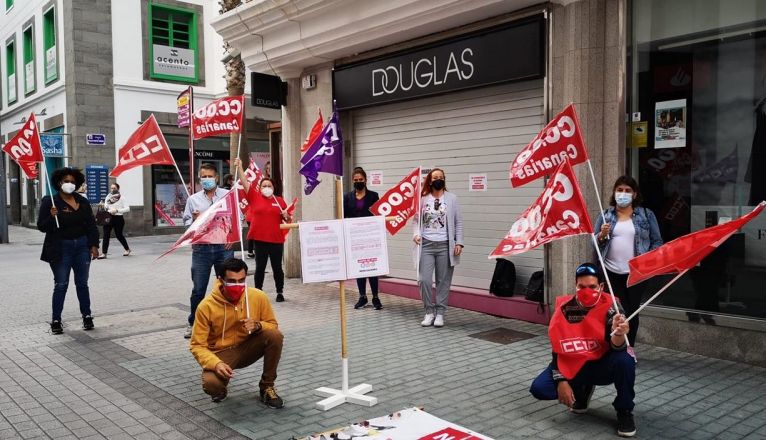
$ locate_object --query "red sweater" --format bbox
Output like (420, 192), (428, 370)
(246, 191), (287, 244)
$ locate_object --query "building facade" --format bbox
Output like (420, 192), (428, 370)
(212, 0), (766, 366)
(1, 0), (279, 235)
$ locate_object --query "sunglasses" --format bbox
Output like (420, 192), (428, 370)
(575, 265), (598, 277)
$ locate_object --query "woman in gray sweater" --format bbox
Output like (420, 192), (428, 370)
(413, 168), (464, 328)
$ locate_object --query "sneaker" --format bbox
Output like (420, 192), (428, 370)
(616, 410), (636, 437)
(354, 296), (368, 309)
(246, 252), (255, 259)
(184, 323), (192, 339)
(276, 293), (285, 303)
(421, 313), (435, 327)
(97, 253), (107, 259)
(570, 385), (595, 414)
(50, 320), (63, 335)
(372, 297), (383, 310)
(211, 392), (227, 403)
(82, 315), (94, 331)
(123, 249), (131, 256)
(260, 386), (284, 409)
(434, 315), (444, 327)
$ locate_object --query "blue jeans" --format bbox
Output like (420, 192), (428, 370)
(189, 244), (234, 324)
(50, 236), (92, 322)
(529, 350), (636, 412)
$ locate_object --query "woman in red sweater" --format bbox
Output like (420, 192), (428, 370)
(235, 159), (291, 302)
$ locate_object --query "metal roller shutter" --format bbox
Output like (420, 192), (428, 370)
(351, 79), (545, 292)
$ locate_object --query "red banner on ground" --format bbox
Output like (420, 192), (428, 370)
(491, 159), (593, 258)
(111, 115), (175, 177)
(369, 167), (421, 235)
(192, 95), (244, 140)
(628, 202), (766, 286)
(161, 189), (242, 257)
(509, 104), (589, 187)
(2, 112), (43, 179)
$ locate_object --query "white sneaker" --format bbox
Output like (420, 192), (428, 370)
(421, 313), (435, 326)
(434, 315), (444, 327)
(184, 324), (192, 339)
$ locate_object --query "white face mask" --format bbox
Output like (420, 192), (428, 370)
(261, 187), (274, 198)
(614, 191), (633, 208)
(61, 182), (76, 194)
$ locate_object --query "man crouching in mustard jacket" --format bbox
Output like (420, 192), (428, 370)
(190, 257), (284, 408)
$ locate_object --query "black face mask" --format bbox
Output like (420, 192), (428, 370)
(353, 182), (366, 191)
(431, 179), (445, 190)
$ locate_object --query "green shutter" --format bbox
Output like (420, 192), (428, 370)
(6, 41), (16, 104)
(149, 4), (198, 83)
(43, 7), (57, 83)
(5, 0), (12, 11)
(23, 27), (34, 94)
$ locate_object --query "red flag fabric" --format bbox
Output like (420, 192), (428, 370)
(627, 202), (766, 286)
(2, 112), (44, 179)
(369, 167), (421, 235)
(300, 108), (324, 154)
(161, 189), (241, 257)
(235, 160), (264, 216)
(491, 159), (593, 258)
(281, 197), (298, 240)
(111, 115), (175, 177)
(192, 95), (244, 140)
(509, 104), (589, 187)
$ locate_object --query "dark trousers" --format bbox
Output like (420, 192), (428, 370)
(50, 236), (92, 321)
(201, 327), (284, 396)
(254, 241), (284, 293)
(102, 216), (129, 254)
(607, 270), (646, 345)
(530, 350), (636, 412)
(356, 277), (379, 297)
(190, 244), (234, 324)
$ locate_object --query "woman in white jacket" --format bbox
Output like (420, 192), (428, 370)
(98, 183), (131, 258)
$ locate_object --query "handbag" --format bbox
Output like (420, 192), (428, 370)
(96, 206), (112, 226)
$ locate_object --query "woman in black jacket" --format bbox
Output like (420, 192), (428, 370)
(344, 167), (382, 310)
(38, 167), (99, 334)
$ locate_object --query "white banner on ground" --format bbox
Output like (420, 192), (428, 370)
(344, 216), (389, 279)
(299, 407), (494, 440)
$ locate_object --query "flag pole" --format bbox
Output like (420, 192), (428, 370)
(173, 161), (191, 199)
(188, 86), (195, 194)
(41, 162), (59, 228)
(415, 166), (422, 278)
(610, 269), (689, 337)
(233, 130), (250, 320)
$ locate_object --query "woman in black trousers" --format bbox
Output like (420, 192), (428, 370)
(344, 167), (382, 310)
(99, 183), (131, 258)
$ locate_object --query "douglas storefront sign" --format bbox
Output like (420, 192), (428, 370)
(333, 15), (545, 110)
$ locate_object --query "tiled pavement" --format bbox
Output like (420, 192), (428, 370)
(1, 225), (766, 439)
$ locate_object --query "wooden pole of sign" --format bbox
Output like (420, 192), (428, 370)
(335, 179), (349, 362)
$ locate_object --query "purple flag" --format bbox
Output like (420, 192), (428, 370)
(299, 108), (343, 195)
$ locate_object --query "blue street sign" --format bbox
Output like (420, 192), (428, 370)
(86, 133), (106, 145)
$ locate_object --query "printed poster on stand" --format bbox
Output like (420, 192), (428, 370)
(654, 99), (687, 149)
(343, 216), (389, 279)
(299, 220), (347, 283)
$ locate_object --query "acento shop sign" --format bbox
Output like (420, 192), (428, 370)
(333, 15), (545, 110)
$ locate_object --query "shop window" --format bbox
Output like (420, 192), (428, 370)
(149, 3), (198, 83)
(43, 6), (57, 84)
(628, 0), (766, 322)
(22, 25), (34, 95)
(6, 39), (16, 104)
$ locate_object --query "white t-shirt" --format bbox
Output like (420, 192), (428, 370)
(605, 219), (635, 274)
(421, 194), (448, 242)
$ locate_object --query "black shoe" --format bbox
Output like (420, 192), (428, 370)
(617, 410), (636, 437)
(354, 296), (368, 309)
(211, 392), (227, 403)
(50, 320), (63, 335)
(260, 386), (284, 409)
(82, 315), (94, 331)
(571, 385), (595, 414)
(372, 297), (383, 310)
(276, 293), (285, 302)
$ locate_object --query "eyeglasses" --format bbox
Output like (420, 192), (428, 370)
(433, 199), (441, 211)
(576, 265), (598, 277)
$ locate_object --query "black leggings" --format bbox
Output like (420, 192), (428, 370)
(356, 277), (379, 297)
(102, 216), (129, 254)
(606, 270), (646, 345)
(253, 241), (284, 293)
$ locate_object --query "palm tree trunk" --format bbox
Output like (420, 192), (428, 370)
(220, 0), (247, 172)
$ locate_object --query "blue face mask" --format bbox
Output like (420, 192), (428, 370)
(201, 177), (217, 191)
(614, 192), (633, 208)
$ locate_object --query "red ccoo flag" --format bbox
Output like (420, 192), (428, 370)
(370, 167), (421, 235)
(280, 197), (298, 240)
(628, 202), (766, 286)
(509, 104), (589, 188)
(2, 112), (44, 179)
(160, 189), (242, 257)
(111, 114), (175, 177)
(192, 95), (244, 140)
(491, 159), (593, 258)
(300, 108), (324, 154)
